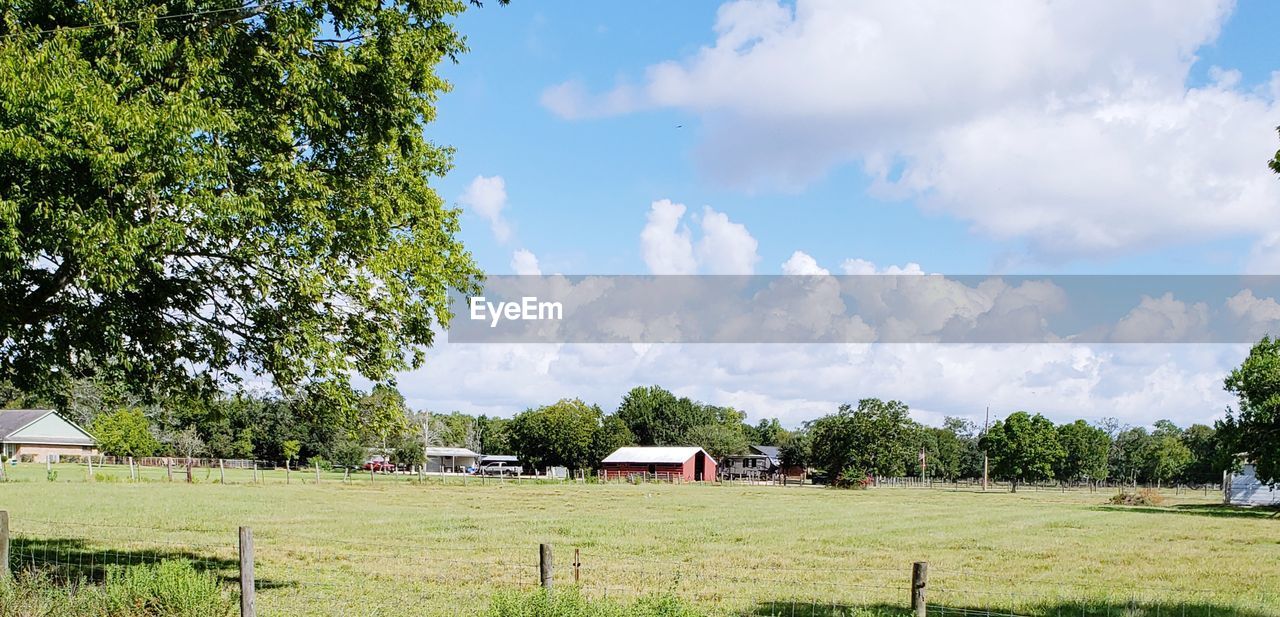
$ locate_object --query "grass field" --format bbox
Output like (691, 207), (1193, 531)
(1, 463), (1277, 617)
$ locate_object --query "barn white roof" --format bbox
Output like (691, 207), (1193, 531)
(423, 447), (479, 458)
(601, 447), (709, 464)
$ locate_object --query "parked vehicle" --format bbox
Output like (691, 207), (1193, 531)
(479, 462), (522, 476)
(362, 461), (396, 472)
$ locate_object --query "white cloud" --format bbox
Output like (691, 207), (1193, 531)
(640, 199), (698, 274)
(840, 258), (924, 275)
(510, 249), (542, 275)
(1110, 293), (1211, 343)
(545, 1), (1280, 260)
(400, 340), (1242, 430)
(781, 250), (829, 275)
(540, 80), (642, 120)
(459, 175), (512, 243)
(697, 206), (760, 274)
(640, 199), (759, 274)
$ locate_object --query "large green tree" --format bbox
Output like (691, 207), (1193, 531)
(1145, 433), (1193, 487)
(1109, 426), (1152, 485)
(0, 0), (488, 399)
(90, 408), (161, 457)
(981, 412), (1064, 492)
(616, 386), (713, 446)
(1223, 336), (1280, 484)
(508, 399), (614, 471)
(809, 399), (918, 478)
(1054, 420), (1110, 484)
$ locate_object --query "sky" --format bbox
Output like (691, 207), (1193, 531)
(388, 0), (1280, 430)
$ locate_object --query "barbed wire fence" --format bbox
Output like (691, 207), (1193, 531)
(1, 511), (1275, 617)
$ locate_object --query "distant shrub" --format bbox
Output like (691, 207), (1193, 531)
(1109, 488), (1166, 506)
(486, 589), (705, 617)
(46, 469), (57, 482)
(834, 468), (872, 490)
(307, 456), (331, 472)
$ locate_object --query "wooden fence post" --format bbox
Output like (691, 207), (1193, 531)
(911, 562), (928, 617)
(239, 526), (256, 617)
(539, 543), (553, 590)
(315, 464), (320, 484)
(573, 547), (581, 584)
(87, 454), (93, 479)
(166, 458), (173, 482)
(220, 459), (225, 484)
(1, 510), (9, 580)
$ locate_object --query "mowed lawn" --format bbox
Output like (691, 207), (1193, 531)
(1, 464), (1277, 617)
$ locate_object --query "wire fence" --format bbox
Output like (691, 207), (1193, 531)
(2, 511), (1275, 617)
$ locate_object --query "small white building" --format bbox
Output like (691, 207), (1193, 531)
(423, 447), (480, 473)
(0, 409), (97, 463)
(1226, 463), (1280, 507)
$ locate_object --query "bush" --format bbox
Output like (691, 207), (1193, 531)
(0, 559), (233, 617)
(103, 559), (233, 617)
(486, 589), (706, 617)
(833, 468), (872, 490)
(307, 456), (331, 472)
(1109, 488), (1166, 506)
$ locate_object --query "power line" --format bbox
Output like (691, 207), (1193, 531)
(0, 0), (304, 40)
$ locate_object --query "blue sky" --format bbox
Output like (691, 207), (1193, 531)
(431, 0), (1280, 277)
(391, 1), (1280, 428)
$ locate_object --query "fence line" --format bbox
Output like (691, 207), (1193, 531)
(2, 510), (1274, 617)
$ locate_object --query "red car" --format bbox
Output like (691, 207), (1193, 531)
(362, 461), (396, 472)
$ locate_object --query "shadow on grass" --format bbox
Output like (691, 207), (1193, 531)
(1091, 503), (1280, 519)
(7, 537), (294, 589)
(746, 601), (1277, 617)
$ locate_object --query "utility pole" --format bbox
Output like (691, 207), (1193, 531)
(982, 405), (990, 491)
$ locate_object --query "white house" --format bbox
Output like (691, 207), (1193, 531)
(1226, 463), (1280, 507)
(0, 409), (97, 463)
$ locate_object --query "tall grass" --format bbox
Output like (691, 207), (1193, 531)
(485, 589), (706, 617)
(0, 560), (233, 617)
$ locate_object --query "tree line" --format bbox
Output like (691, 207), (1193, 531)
(775, 400), (1232, 490)
(4, 336), (1279, 487)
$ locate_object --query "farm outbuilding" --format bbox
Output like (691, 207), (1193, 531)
(423, 447), (480, 473)
(600, 446), (717, 482)
(0, 409), (97, 463)
(1226, 463), (1280, 506)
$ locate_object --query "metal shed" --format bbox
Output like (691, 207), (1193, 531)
(1226, 464), (1280, 506)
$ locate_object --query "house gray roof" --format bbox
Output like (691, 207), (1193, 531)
(0, 409), (55, 440)
(0, 409), (95, 446)
(751, 445), (780, 459)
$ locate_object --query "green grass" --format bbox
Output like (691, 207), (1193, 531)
(1, 463), (1276, 617)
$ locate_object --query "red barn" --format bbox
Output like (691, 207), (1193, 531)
(599, 447), (717, 482)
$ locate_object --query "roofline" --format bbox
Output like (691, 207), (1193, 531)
(0, 409), (54, 440)
(0, 438), (96, 447)
(1, 410), (97, 443)
(601, 446), (716, 464)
